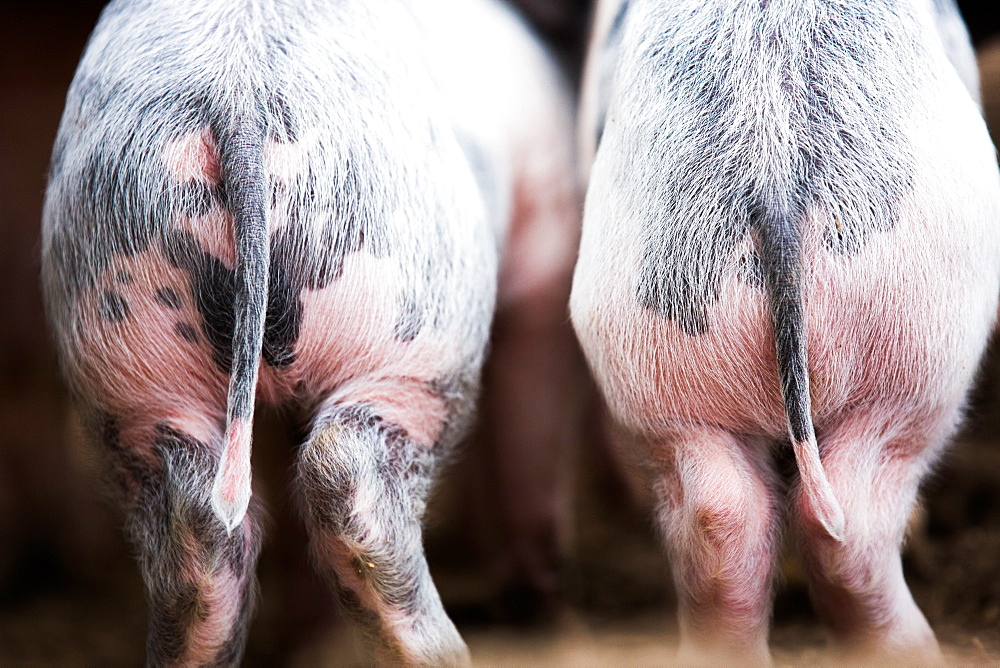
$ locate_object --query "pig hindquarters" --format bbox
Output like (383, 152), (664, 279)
(41, 0), (576, 664)
(572, 0), (1000, 662)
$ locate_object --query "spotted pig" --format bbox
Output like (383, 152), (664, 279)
(572, 0), (1000, 662)
(41, 0), (577, 664)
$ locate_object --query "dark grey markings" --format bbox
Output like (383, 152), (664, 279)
(148, 581), (201, 665)
(49, 73), (392, 374)
(427, 370), (481, 467)
(126, 424), (260, 665)
(265, 89), (299, 143)
(334, 585), (396, 654)
(155, 286), (183, 309)
(261, 229), (304, 369)
(639, 210), (750, 336)
(49, 30), (410, 383)
(115, 270), (134, 285)
(164, 229), (239, 371)
(164, 92), (393, 373)
(87, 411), (261, 664)
(100, 290), (130, 322)
(300, 402), (434, 533)
(46, 85), (183, 305)
(260, 138), (395, 367)
(177, 180), (221, 219)
(95, 411), (152, 500)
(802, 15), (914, 255)
(175, 322), (199, 343)
(594, 0), (631, 150)
(634, 3), (915, 334)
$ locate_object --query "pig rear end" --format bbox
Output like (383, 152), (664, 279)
(42, 0), (575, 663)
(572, 0), (1000, 662)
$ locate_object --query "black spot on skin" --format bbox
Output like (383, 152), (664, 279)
(262, 228), (302, 369)
(100, 291), (130, 322)
(166, 191), (387, 373)
(116, 270), (134, 285)
(164, 230), (237, 371)
(155, 286), (183, 309)
(393, 297), (424, 342)
(174, 322), (199, 343)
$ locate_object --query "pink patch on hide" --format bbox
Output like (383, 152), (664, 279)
(335, 376), (447, 447)
(163, 127), (221, 184)
(178, 207), (237, 269)
(220, 420), (250, 504)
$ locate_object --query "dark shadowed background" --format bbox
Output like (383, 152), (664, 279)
(2, 1), (999, 664)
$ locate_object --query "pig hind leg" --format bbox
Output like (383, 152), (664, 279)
(93, 414), (262, 666)
(297, 400), (468, 665)
(646, 428), (780, 664)
(792, 410), (951, 660)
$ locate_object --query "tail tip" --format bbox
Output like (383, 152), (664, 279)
(212, 419), (252, 534)
(793, 437), (846, 542)
(818, 503), (846, 543)
(211, 491), (248, 535)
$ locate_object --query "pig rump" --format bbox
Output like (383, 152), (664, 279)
(572, 0), (1000, 661)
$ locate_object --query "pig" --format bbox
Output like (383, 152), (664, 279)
(572, 0), (1000, 662)
(41, 0), (577, 664)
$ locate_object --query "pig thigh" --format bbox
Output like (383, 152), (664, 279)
(62, 255), (262, 665)
(100, 416), (262, 666)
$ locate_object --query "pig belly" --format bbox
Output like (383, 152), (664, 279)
(576, 206), (997, 439)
